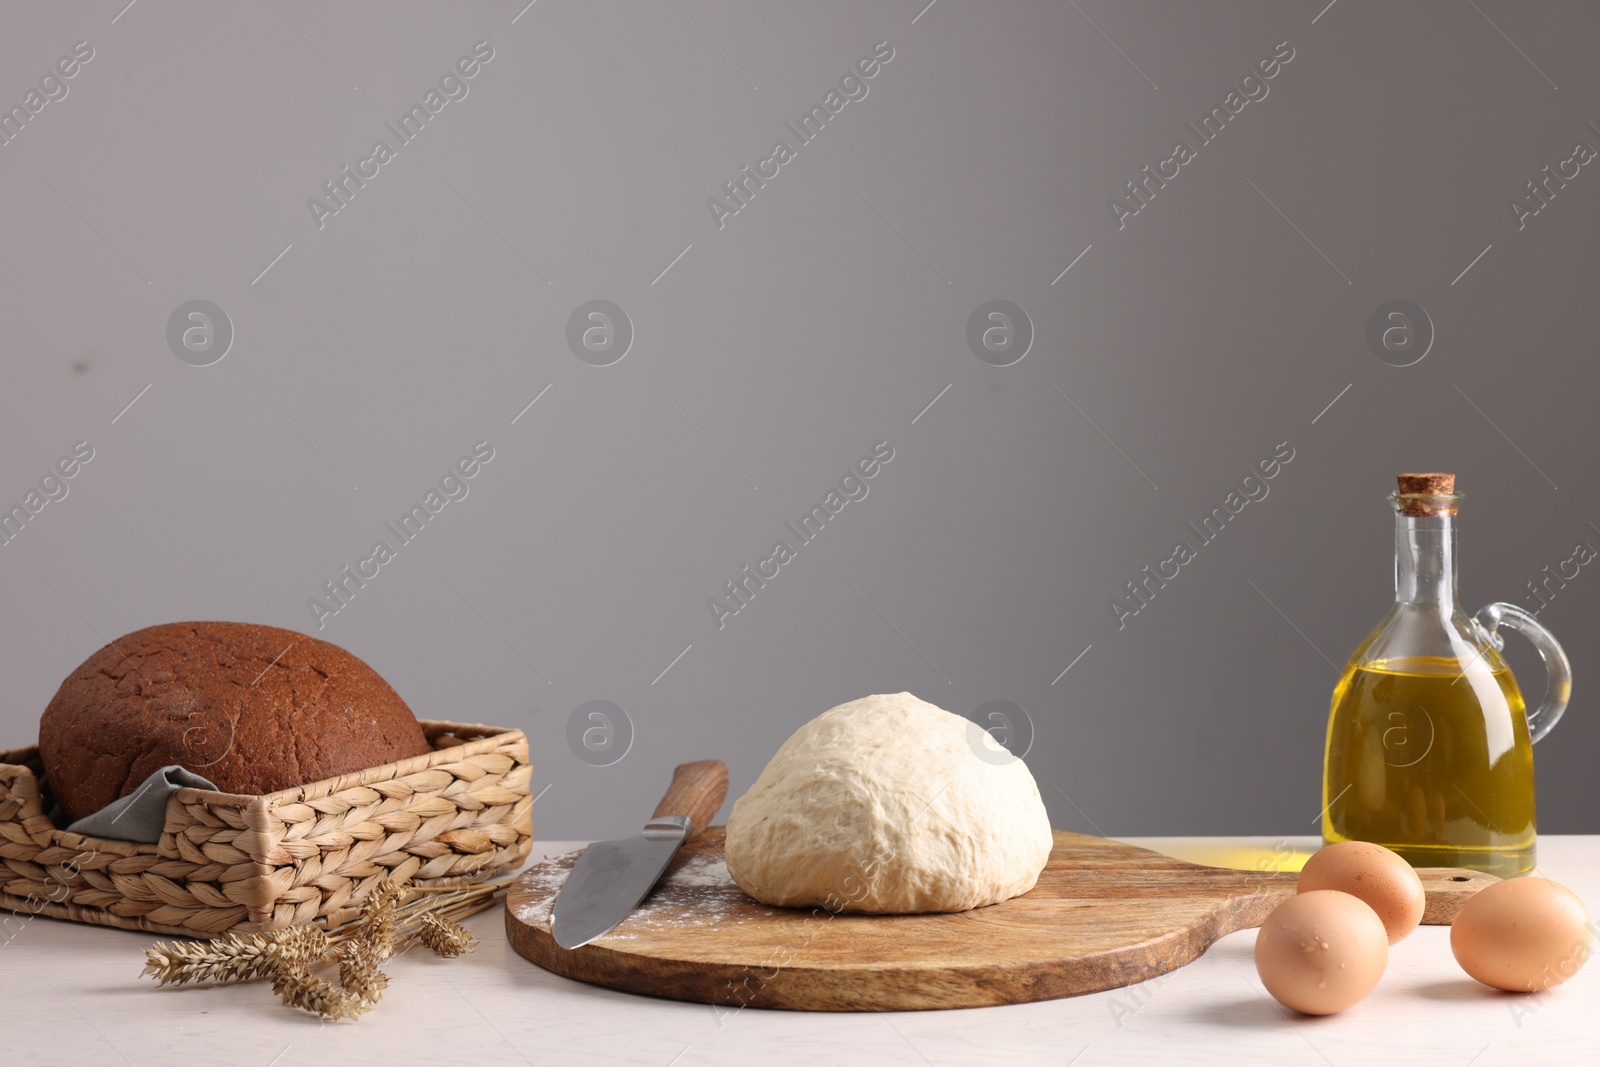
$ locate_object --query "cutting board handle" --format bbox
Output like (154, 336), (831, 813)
(652, 760), (728, 835)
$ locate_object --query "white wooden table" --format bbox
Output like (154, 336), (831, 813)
(3, 837), (1594, 1066)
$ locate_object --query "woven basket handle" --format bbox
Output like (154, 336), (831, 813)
(651, 760), (728, 835)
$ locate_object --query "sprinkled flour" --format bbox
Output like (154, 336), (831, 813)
(513, 847), (767, 939)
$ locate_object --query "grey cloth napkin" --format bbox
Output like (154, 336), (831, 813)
(63, 765), (217, 844)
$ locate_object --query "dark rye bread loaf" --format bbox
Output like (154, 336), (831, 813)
(39, 621), (431, 823)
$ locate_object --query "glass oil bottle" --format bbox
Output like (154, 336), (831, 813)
(1322, 474), (1571, 877)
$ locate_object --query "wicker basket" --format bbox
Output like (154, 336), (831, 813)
(0, 720), (531, 938)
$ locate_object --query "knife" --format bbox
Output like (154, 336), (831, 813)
(551, 759), (729, 950)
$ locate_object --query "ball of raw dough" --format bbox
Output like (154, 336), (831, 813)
(724, 693), (1054, 914)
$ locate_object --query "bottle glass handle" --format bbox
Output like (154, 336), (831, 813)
(1474, 601), (1572, 743)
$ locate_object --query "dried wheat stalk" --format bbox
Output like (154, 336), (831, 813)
(140, 924), (332, 986)
(140, 877), (509, 1020)
(271, 965), (368, 1021)
(338, 939), (390, 1004)
(418, 912), (478, 957)
(358, 879), (404, 960)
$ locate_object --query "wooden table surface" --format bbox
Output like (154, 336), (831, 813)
(3, 836), (1595, 1066)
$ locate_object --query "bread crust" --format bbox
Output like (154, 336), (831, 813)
(38, 621), (431, 823)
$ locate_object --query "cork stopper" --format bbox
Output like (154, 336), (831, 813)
(1395, 472), (1458, 516)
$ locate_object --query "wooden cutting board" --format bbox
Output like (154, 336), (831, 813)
(505, 827), (1495, 1011)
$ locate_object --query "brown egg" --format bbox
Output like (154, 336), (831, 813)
(1450, 878), (1594, 992)
(1298, 841), (1425, 944)
(1256, 890), (1389, 1015)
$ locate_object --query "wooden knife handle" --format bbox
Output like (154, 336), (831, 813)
(652, 760), (729, 834)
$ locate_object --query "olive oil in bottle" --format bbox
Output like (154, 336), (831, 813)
(1320, 474), (1570, 879)
(1322, 656), (1535, 875)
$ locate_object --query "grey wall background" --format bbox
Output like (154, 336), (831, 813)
(2, 0), (1595, 839)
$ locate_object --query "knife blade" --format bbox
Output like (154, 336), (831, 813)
(551, 759), (728, 950)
